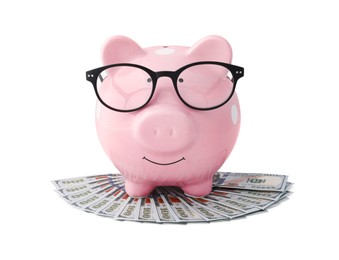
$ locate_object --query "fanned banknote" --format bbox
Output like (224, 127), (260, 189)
(213, 172), (288, 191)
(53, 172), (291, 223)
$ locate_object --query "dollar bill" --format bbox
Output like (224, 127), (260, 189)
(213, 182), (293, 201)
(213, 187), (285, 201)
(138, 197), (160, 223)
(84, 188), (124, 213)
(152, 191), (179, 223)
(72, 186), (120, 210)
(62, 182), (114, 203)
(116, 197), (142, 221)
(285, 182), (293, 191)
(181, 196), (227, 222)
(156, 188), (205, 222)
(97, 192), (130, 217)
(191, 197), (246, 219)
(209, 190), (276, 210)
(55, 179), (113, 196)
(205, 194), (261, 214)
(52, 173), (124, 189)
(213, 172), (288, 191)
(165, 187), (226, 222)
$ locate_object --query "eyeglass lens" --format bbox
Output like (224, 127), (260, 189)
(176, 64), (234, 108)
(97, 66), (153, 111)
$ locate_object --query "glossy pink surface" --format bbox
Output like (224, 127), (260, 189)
(96, 36), (241, 197)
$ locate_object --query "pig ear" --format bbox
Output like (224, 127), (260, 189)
(187, 35), (233, 63)
(102, 36), (146, 65)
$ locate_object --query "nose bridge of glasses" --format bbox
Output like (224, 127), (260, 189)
(149, 71), (182, 106)
(155, 71), (177, 85)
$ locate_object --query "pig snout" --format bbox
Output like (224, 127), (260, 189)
(133, 106), (196, 154)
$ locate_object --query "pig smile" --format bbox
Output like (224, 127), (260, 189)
(142, 156), (185, 166)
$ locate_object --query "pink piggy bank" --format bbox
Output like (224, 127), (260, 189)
(86, 35), (244, 197)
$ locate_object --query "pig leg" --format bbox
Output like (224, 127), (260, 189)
(124, 180), (154, 198)
(181, 180), (213, 197)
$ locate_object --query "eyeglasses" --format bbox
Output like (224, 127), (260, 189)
(86, 61), (244, 112)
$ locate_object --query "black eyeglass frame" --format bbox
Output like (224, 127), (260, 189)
(86, 61), (244, 112)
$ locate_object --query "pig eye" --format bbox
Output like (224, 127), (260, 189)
(147, 78), (152, 83)
(178, 78), (184, 83)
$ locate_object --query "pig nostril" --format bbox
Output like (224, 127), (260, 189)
(169, 127), (175, 137)
(153, 128), (159, 136)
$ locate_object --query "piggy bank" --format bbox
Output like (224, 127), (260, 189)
(86, 35), (244, 197)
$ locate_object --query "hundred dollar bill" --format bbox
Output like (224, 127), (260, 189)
(138, 197), (160, 223)
(213, 188), (277, 200)
(85, 189), (125, 213)
(55, 179), (114, 196)
(72, 185), (120, 210)
(61, 182), (114, 204)
(213, 172), (288, 191)
(165, 187), (226, 222)
(181, 197), (227, 222)
(153, 191), (179, 223)
(209, 191), (276, 210)
(156, 188), (205, 222)
(213, 183), (293, 201)
(97, 192), (130, 218)
(116, 197), (142, 221)
(52, 173), (124, 189)
(191, 197), (247, 219)
(280, 191), (291, 200)
(205, 194), (260, 214)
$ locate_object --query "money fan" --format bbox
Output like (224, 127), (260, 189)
(52, 172), (292, 223)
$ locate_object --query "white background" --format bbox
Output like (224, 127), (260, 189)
(1, 0), (338, 259)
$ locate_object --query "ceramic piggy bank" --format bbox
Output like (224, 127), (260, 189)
(86, 35), (244, 197)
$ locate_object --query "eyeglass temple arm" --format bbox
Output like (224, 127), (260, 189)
(99, 74), (104, 82)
